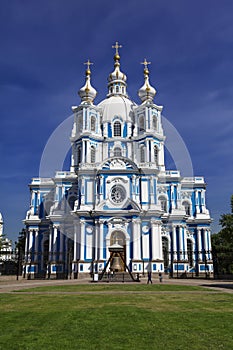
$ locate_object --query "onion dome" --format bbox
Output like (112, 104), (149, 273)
(107, 41), (127, 97)
(78, 59), (97, 104)
(138, 59), (156, 103)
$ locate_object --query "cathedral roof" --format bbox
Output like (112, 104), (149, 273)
(98, 42), (137, 121)
(98, 95), (136, 122)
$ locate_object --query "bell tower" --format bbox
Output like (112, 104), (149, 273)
(70, 60), (102, 172)
(133, 58), (165, 171)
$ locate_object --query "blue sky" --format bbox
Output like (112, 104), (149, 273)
(1, 0), (233, 242)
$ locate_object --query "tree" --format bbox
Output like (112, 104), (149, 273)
(213, 195), (233, 248)
(212, 195), (233, 275)
(15, 229), (26, 254)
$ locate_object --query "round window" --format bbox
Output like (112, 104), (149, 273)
(110, 185), (126, 204)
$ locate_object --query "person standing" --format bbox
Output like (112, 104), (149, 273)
(147, 271), (152, 284)
(159, 272), (163, 283)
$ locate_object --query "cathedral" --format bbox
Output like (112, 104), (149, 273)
(23, 43), (213, 279)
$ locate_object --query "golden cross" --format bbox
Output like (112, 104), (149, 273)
(112, 41), (122, 55)
(84, 59), (93, 70)
(141, 58), (151, 69)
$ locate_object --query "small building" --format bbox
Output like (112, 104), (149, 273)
(0, 213), (15, 275)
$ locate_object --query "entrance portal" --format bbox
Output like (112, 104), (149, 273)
(110, 231), (126, 272)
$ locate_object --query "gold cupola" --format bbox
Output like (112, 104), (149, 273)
(138, 59), (156, 103)
(78, 59), (97, 104)
(107, 41), (127, 97)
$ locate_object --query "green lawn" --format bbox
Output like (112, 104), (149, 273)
(0, 284), (233, 349)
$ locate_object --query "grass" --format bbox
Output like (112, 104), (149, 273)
(0, 284), (233, 349)
(15, 283), (210, 292)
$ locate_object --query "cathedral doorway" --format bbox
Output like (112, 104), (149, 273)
(110, 231), (126, 271)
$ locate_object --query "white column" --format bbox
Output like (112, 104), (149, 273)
(197, 228), (202, 261)
(80, 176), (85, 205)
(207, 229), (212, 260)
(195, 191), (200, 214)
(24, 231), (28, 256)
(87, 139), (91, 163)
(179, 226), (183, 260)
(80, 220), (85, 261)
(80, 140), (84, 163)
(170, 185), (175, 211)
(158, 223), (163, 259)
(133, 219), (141, 260)
(34, 229), (39, 262)
(183, 226), (188, 260)
(126, 239), (130, 266)
(49, 226), (53, 261)
(28, 229), (34, 252)
(151, 220), (163, 260)
(146, 139), (150, 162)
(99, 176), (104, 203)
(160, 142), (165, 167)
(172, 226), (177, 260)
(204, 229), (209, 260)
(135, 176), (140, 204)
(201, 190), (205, 213)
(99, 221), (104, 261)
(94, 220), (98, 261)
(132, 175), (136, 202)
(150, 176), (154, 206)
(151, 142), (155, 164)
(73, 222), (78, 261)
(53, 225), (58, 261)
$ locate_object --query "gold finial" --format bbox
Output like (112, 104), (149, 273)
(84, 59), (93, 75)
(112, 41), (122, 55)
(141, 58), (151, 75)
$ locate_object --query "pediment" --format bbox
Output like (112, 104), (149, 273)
(100, 157), (138, 171)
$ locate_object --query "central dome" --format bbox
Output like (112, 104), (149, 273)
(98, 95), (137, 122)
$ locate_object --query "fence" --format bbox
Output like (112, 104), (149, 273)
(1, 248), (233, 281)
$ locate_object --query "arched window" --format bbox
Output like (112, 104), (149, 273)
(90, 146), (96, 163)
(116, 85), (119, 93)
(91, 116), (96, 132)
(152, 116), (157, 130)
(154, 146), (158, 164)
(114, 121), (121, 137)
(183, 201), (191, 216)
(140, 145), (145, 163)
(114, 147), (122, 157)
(139, 116), (145, 132)
(159, 196), (167, 212)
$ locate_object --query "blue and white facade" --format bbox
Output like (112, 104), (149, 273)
(24, 46), (213, 278)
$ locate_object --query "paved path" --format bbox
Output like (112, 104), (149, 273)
(1, 276), (233, 293)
